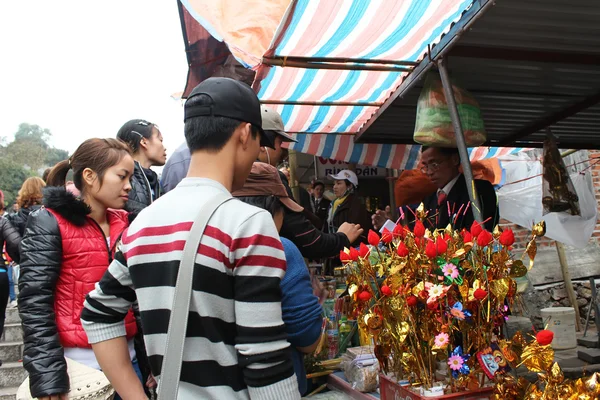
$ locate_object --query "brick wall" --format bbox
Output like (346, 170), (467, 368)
(500, 149), (600, 250)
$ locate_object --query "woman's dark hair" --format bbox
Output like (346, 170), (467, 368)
(116, 119), (156, 154)
(235, 195), (283, 217)
(42, 168), (51, 182)
(421, 146), (459, 156)
(184, 94), (259, 153)
(47, 138), (131, 191)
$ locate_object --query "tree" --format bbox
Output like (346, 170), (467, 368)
(0, 123), (69, 207)
(0, 158), (34, 207)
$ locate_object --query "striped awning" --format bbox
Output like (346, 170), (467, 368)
(179, 0), (529, 170)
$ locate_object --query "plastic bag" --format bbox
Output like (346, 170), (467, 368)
(542, 135), (580, 215)
(497, 165), (597, 248)
(340, 351), (380, 392)
(414, 73), (486, 147)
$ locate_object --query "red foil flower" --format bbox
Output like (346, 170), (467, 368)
(358, 243), (370, 258)
(381, 228), (393, 244)
(461, 230), (473, 243)
(339, 250), (351, 263)
(470, 221), (483, 238)
(414, 220), (426, 238)
(436, 237), (448, 255)
(380, 285), (392, 296)
(396, 242), (409, 257)
(393, 223), (406, 239)
(536, 330), (554, 346)
(406, 295), (418, 307)
(499, 228), (515, 247)
(368, 230), (380, 247)
(358, 291), (372, 302)
(425, 240), (438, 259)
(477, 230), (493, 247)
(349, 247), (359, 261)
(473, 288), (488, 301)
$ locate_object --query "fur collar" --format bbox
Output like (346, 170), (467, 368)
(43, 186), (91, 226)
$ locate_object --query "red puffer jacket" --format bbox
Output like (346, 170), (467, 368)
(18, 187), (137, 398)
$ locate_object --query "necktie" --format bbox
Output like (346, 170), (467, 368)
(437, 191), (447, 206)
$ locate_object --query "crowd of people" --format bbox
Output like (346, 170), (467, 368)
(0, 77), (498, 399)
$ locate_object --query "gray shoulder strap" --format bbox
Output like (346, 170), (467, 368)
(158, 192), (233, 400)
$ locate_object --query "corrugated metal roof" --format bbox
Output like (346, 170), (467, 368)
(357, 0), (600, 149)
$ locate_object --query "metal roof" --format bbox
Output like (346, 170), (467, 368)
(355, 0), (600, 149)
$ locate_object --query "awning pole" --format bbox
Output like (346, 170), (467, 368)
(437, 58), (483, 223)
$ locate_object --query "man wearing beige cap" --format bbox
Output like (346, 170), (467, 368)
(257, 106), (363, 261)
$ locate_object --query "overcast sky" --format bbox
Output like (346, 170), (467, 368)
(0, 1), (189, 162)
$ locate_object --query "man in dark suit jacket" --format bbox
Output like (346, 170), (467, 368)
(310, 181), (331, 229)
(373, 147), (498, 232)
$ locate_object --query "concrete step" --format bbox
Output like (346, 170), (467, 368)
(0, 386), (18, 400)
(0, 342), (23, 363)
(0, 324), (22, 343)
(0, 362), (27, 388)
(4, 308), (20, 325)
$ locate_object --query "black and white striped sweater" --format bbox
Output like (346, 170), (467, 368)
(81, 178), (299, 400)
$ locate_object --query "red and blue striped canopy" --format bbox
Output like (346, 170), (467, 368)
(180, 0), (529, 169)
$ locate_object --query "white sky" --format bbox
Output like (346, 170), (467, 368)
(0, 1), (189, 163)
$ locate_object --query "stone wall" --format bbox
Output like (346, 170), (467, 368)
(522, 280), (599, 329)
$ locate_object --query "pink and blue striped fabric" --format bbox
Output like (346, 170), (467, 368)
(254, 0), (474, 169)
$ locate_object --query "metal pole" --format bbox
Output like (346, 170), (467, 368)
(437, 58), (483, 223)
(555, 242), (582, 331)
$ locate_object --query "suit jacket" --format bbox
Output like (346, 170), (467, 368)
(422, 174), (498, 232)
(310, 196), (331, 229)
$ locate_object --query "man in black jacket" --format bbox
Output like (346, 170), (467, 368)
(310, 181), (331, 229)
(259, 106), (363, 259)
(373, 147), (498, 232)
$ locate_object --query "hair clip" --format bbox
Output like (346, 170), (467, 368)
(131, 130), (145, 139)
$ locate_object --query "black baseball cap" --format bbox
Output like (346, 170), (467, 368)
(184, 78), (275, 149)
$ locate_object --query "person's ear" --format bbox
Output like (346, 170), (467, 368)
(139, 138), (149, 151)
(451, 154), (460, 167)
(239, 123), (253, 149)
(82, 168), (97, 188)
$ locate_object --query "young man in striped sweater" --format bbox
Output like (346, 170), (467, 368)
(81, 78), (300, 399)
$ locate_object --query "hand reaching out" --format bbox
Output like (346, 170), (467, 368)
(337, 222), (364, 244)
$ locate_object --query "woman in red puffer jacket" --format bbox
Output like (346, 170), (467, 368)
(18, 138), (139, 400)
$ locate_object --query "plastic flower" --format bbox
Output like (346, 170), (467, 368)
(425, 240), (437, 258)
(448, 346), (470, 378)
(358, 243), (370, 258)
(477, 230), (493, 247)
(349, 247), (359, 261)
(442, 263), (459, 280)
(396, 242), (409, 257)
(368, 230), (380, 246)
(470, 221), (483, 238)
(436, 237), (448, 255)
(448, 355), (464, 371)
(413, 220), (425, 238)
(381, 228), (393, 244)
(434, 332), (450, 349)
(461, 229), (473, 243)
(450, 302), (471, 320)
(427, 284), (448, 304)
(499, 228), (515, 247)
(393, 223), (406, 239)
(339, 250), (352, 263)
(536, 330), (554, 346)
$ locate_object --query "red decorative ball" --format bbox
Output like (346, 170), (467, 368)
(536, 330), (554, 346)
(358, 291), (372, 302)
(381, 285), (392, 296)
(406, 295), (418, 307)
(473, 288), (488, 301)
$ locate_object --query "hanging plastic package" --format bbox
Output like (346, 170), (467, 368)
(413, 73), (486, 147)
(497, 152), (597, 248)
(542, 135), (580, 216)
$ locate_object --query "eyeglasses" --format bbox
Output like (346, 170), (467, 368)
(420, 161), (443, 174)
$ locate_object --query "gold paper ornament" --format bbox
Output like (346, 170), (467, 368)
(532, 220), (546, 237)
(525, 239), (537, 270)
(415, 203), (427, 220)
(365, 313), (383, 334)
(493, 225), (503, 239)
(584, 372), (600, 396)
(509, 260), (528, 278)
(519, 341), (554, 372)
(490, 278), (512, 304)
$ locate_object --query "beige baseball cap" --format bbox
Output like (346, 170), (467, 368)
(261, 105), (297, 143)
